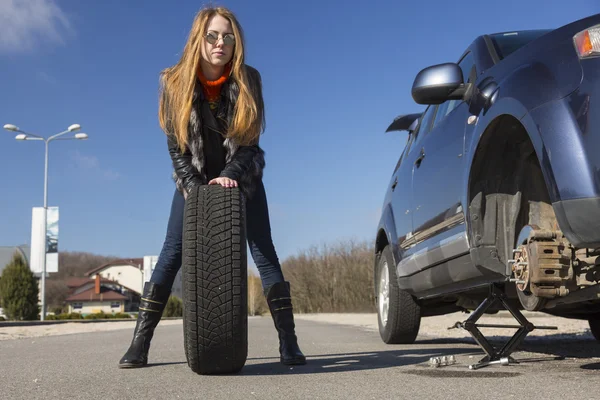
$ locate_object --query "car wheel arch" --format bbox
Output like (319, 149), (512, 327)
(464, 110), (556, 268)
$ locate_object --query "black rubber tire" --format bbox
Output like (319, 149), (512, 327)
(376, 245), (421, 344)
(182, 184), (248, 375)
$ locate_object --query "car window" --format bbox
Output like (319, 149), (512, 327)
(432, 52), (475, 128)
(432, 99), (460, 128)
(393, 131), (414, 173)
(458, 52), (475, 83)
(490, 30), (551, 59)
(411, 105), (436, 149)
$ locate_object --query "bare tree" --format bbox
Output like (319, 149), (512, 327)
(281, 240), (376, 313)
(248, 273), (268, 316)
(54, 251), (119, 279)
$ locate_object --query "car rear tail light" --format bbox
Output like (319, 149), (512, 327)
(574, 25), (600, 58)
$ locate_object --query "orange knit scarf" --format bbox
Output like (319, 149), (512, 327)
(196, 63), (232, 110)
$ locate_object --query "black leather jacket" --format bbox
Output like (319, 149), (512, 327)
(167, 65), (265, 198)
(167, 108), (262, 194)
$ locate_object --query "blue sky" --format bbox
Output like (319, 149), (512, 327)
(0, 0), (597, 270)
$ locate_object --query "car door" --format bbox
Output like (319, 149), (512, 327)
(399, 52), (476, 277)
(392, 105), (437, 252)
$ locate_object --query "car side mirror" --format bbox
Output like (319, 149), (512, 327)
(411, 63), (470, 105)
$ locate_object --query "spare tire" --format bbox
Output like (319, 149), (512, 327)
(182, 184), (248, 374)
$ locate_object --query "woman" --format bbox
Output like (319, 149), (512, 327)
(118, 6), (306, 368)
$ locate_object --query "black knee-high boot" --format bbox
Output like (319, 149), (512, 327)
(264, 281), (306, 365)
(118, 281), (171, 368)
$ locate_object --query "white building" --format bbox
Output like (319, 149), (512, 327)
(142, 255), (182, 299)
(64, 275), (131, 314)
(86, 256), (182, 299)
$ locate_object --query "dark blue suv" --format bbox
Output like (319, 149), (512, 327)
(374, 13), (600, 344)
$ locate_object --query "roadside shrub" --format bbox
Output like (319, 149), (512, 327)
(84, 311), (113, 319)
(46, 312), (83, 320)
(164, 296), (183, 317)
(51, 306), (66, 315)
(46, 312), (132, 320)
(65, 312), (83, 320)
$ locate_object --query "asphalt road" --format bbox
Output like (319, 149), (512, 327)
(1, 316), (600, 400)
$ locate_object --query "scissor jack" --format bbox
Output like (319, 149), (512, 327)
(448, 284), (558, 370)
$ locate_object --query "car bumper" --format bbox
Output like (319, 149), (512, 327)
(554, 197), (600, 248)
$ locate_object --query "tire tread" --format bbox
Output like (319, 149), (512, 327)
(182, 185), (248, 374)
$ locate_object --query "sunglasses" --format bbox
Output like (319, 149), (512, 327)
(205, 31), (235, 46)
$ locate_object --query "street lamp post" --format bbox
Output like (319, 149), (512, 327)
(3, 123), (88, 321)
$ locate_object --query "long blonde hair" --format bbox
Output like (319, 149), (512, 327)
(158, 6), (264, 152)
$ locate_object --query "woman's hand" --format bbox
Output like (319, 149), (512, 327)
(208, 177), (238, 188)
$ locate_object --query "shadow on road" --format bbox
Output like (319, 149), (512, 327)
(144, 361), (188, 368)
(418, 332), (600, 359)
(239, 331), (599, 375)
(580, 362), (600, 370)
(241, 347), (480, 376)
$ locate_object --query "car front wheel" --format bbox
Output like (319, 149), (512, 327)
(589, 318), (600, 342)
(376, 245), (421, 344)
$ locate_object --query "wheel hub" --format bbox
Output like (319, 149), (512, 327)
(512, 244), (530, 293)
(512, 225), (535, 294)
(378, 261), (389, 326)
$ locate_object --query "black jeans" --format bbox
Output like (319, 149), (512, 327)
(150, 180), (285, 291)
